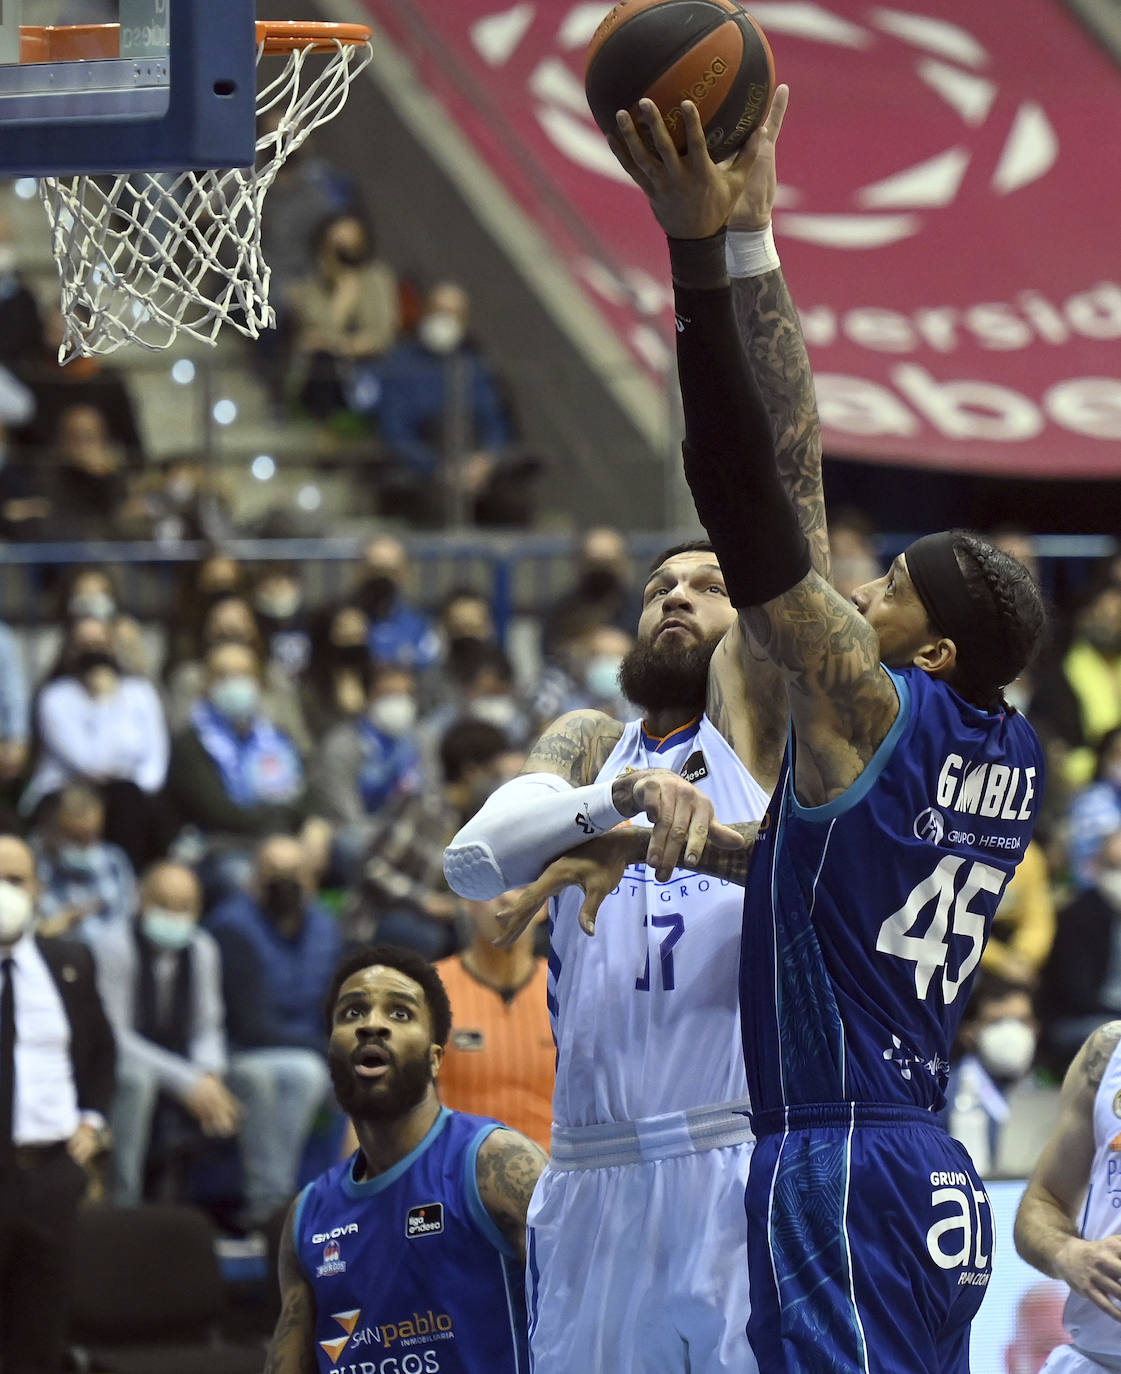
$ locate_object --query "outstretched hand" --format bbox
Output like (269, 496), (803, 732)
(610, 92), (773, 240)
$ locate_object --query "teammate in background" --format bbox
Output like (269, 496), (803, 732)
(265, 945), (545, 1374)
(445, 90), (824, 1374)
(1014, 1021), (1121, 1373)
(612, 91), (1046, 1373)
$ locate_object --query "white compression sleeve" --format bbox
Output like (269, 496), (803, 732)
(443, 772), (627, 901)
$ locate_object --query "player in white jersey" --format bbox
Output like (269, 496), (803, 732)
(444, 90), (828, 1374)
(1015, 1020), (1121, 1372)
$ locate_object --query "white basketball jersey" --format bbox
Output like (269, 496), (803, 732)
(548, 715), (770, 1127)
(1064, 1033), (1121, 1358)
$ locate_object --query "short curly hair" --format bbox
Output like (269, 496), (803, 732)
(323, 944), (452, 1046)
(946, 530), (1048, 708)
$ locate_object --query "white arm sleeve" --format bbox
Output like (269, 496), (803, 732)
(443, 772), (627, 900)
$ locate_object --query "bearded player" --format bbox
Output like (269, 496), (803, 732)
(444, 88), (825, 1374)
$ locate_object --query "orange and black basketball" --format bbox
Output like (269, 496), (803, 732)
(585, 0), (775, 162)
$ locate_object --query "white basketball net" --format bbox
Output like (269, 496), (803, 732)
(38, 32), (373, 363)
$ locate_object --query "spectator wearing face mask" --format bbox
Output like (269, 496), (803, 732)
(251, 565), (312, 680)
(163, 593), (311, 753)
(87, 861), (241, 1205)
(54, 565), (157, 680)
(31, 783), (138, 939)
(366, 282), (524, 526)
(352, 535), (441, 672)
(205, 835), (341, 1228)
(1038, 827), (1121, 1072)
(540, 527), (639, 663)
(529, 623), (638, 734)
(287, 210), (399, 423)
(943, 973), (1039, 1177)
(165, 641), (319, 897)
(309, 660), (424, 885)
(22, 616), (172, 871)
(419, 639), (531, 767)
(0, 615), (28, 790)
(299, 602), (372, 741)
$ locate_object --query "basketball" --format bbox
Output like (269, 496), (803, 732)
(585, 0), (774, 162)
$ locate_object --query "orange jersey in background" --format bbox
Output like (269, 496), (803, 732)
(435, 956), (554, 1152)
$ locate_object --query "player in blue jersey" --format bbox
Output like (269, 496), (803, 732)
(443, 91), (827, 1374)
(611, 92), (1048, 1373)
(264, 944), (546, 1374)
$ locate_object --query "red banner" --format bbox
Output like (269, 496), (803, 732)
(365, 0), (1121, 477)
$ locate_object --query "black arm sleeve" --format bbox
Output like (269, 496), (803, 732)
(670, 233), (812, 607)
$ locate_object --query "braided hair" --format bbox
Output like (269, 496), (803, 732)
(947, 530), (1047, 709)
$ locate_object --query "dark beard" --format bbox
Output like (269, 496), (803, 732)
(328, 1042), (433, 1122)
(618, 634), (717, 716)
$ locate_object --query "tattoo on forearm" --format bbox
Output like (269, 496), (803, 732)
(690, 822), (758, 885)
(731, 269), (829, 581)
(524, 712), (623, 787)
(265, 1287), (316, 1374)
(1083, 1021), (1121, 1089)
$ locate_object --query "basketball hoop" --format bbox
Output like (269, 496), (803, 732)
(32, 21), (373, 362)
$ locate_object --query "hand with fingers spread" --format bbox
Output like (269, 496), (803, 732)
(611, 767), (746, 882)
(494, 830), (645, 943)
(610, 96), (759, 241)
(1056, 1235), (1121, 1323)
(728, 83), (789, 231)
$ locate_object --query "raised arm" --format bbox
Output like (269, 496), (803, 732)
(475, 1127), (548, 1267)
(612, 95), (898, 805)
(265, 1196), (318, 1374)
(1014, 1021), (1121, 1322)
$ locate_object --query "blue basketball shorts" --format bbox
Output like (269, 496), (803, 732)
(745, 1104), (993, 1374)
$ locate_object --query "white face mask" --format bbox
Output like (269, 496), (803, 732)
(0, 880), (33, 943)
(58, 843), (98, 871)
(141, 907), (195, 951)
(68, 591), (116, 621)
(1098, 869), (1121, 910)
(418, 311), (465, 355)
(471, 694), (518, 730)
(0, 245), (18, 276)
(585, 653), (623, 700)
(369, 693), (417, 738)
(209, 675), (260, 723)
(255, 587), (302, 621)
(976, 1018), (1037, 1081)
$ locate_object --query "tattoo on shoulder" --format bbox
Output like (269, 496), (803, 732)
(1083, 1021), (1121, 1089)
(476, 1129), (547, 1251)
(524, 711), (624, 787)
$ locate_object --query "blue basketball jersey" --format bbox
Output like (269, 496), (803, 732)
(294, 1107), (528, 1374)
(740, 667), (1044, 1119)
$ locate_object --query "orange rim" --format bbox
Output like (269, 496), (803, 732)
(255, 21), (372, 55)
(19, 21), (371, 64)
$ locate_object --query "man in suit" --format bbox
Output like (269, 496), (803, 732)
(0, 832), (116, 1374)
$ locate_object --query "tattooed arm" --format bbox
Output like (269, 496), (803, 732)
(265, 1197), (318, 1374)
(475, 1128), (548, 1266)
(1014, 1021), (1121, 1321)
(494, 821), (759, 945)
(521, 709), (625, 787)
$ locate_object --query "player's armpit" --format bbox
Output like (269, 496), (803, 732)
(522, 709), (624, 788)
(739, 569), (900, 805)
(265, 1198), (318, 1374)
(476, 1129), (548, 1266)
(706, 619), (788, 790)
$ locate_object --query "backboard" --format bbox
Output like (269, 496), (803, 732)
(0, 0), (257, 175)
